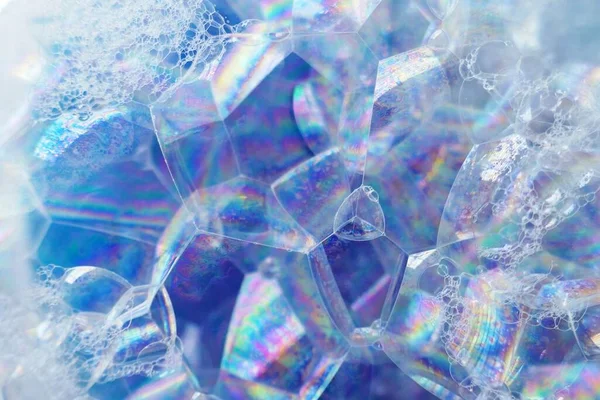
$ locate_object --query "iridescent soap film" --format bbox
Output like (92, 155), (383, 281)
(1, 0), (600, 399)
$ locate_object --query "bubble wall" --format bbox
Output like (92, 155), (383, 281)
(1, 0), (600, 399)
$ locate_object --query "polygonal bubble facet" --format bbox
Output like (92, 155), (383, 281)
(319, 358), (374, 399)
(151, 79), (238, 202)
(292, 0), (381, 34)
(293, 34), (378, 92)
(364, 47), (470, 253)
(293, 76), (342, 155)
(381, 246), (458, 396)
(151, 23), (297, 207)
(103, 287), (180, 380)
(178, 298), (238, 390)
(337, 87), (376, 182)
(33, 109), (135, 164)
(10, 0), (600, 398)
(439, 0), (519, 55)
(32, 106), (179, 284)
(214, 273), (344, 400)
(309, 234), (408, 347)
(164, 227), (246, 314)
(576, 304), (600, 360)
(187, 175), (314, 251)
(370, 47), (452, 156)
(276, 251), (350, 355)
(59, 266), (131, 314)
(321, 357), (440, 399)
(445, 270), (526, 390)
(272, 148), (351, 243)
(222, 54), (313, 184)
(439, 127), (600, 266)
(151, 60), (283, 198)
(40, 147), (177, 242)
(37, 224), (158, 287)
(212, 21), (293, 119)
(195, 177), (268, 235)
(456, 41), (522, 144)
(426, 0), (459, 21)
(293, 82), (374, 189)
(359, 0), (432, 60)
(153, 204), (199, 296)
(333, 185), (385, 241)
(291, 35), (378, 184)
(437, 134), (530, 246)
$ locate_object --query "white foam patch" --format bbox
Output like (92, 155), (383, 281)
(0, 265), (182, 398)
(33, 0), (234, 121)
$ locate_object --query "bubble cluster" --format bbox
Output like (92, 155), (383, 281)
(3, 0), (600, 399)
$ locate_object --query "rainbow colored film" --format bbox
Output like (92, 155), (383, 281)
(2, 0), (600, 399)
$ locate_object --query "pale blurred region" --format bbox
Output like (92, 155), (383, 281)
(0, 0), (47, 143)
(0, 166), (33, 297)
(0, 0), (13, 13)
(0, 0), (48, 307)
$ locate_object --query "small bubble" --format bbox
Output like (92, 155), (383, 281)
(371, 341), (384, 351)
(363, 186), (380, 202)
(437, 263), (449, 277)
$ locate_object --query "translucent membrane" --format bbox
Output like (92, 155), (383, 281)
(4, 0), (600, 399)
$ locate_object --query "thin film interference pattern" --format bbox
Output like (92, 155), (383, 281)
(1, 0), (600, 399)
